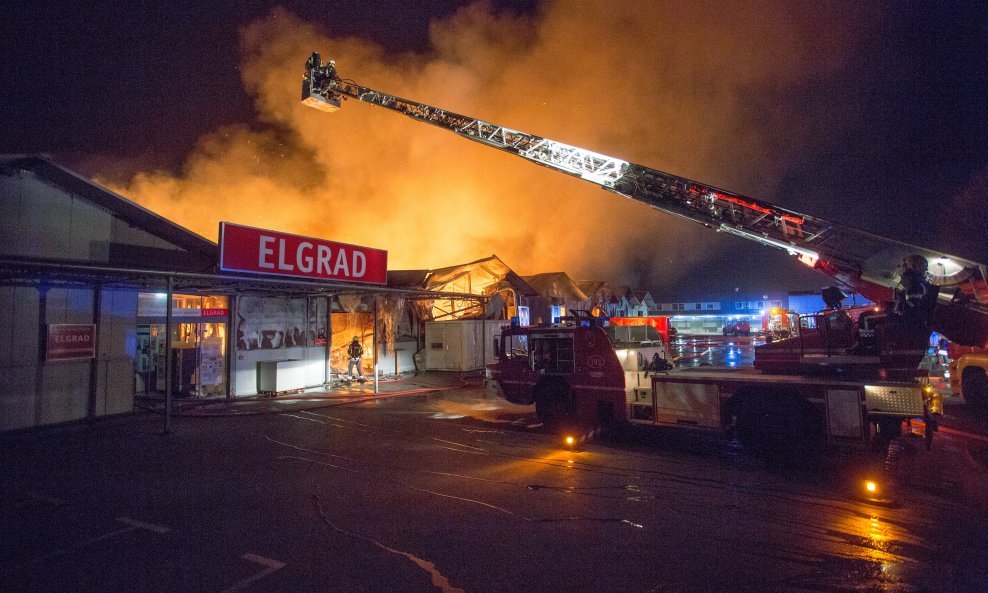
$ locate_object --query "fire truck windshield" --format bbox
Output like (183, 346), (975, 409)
(606, 324), (664, 348)
(501, 333), (528, 360)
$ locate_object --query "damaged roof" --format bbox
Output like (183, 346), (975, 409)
(522, 272), (588, 301)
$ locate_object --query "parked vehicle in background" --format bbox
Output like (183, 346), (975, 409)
(723, 320), (751, 337)
(948, 343), (988, 413)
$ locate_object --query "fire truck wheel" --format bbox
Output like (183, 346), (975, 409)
(534, 380), (576, 432)
(963, 368), (988, 414)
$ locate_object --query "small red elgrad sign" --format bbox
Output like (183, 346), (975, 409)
(47, 324), (96, 361)
(219, 223), (387, 285)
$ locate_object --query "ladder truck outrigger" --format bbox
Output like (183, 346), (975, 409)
(302, 53), (988, 461)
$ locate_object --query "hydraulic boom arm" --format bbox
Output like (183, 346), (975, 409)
(303, 52), (988, 346)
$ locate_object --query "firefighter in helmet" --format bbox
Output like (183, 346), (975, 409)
(894, 254), (937, 321)
(347, 336), (365, 382)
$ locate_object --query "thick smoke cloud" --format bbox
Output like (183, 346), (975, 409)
(105, 1), (879, 287)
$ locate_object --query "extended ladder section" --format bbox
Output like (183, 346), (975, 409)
(303, 53), (988, 345)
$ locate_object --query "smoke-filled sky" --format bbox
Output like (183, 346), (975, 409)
(3, 1), (987, 296)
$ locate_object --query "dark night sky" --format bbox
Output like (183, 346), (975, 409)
(2, 1), (987, 295)
(1, 1), (536, 167)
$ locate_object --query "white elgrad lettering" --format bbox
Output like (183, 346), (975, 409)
(277, 239), (294, 271)
(258, 236), (275, 269)
(316, 245), (332, 275)
(297, 242), (314, 273)
(351, 251), (366, 277)
(333, 248), (350, 276)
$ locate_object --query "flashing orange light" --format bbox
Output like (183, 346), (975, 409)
(865, 481), (878, 493)
(565, 436), (575, 446)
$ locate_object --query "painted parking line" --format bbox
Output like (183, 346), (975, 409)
(221, 553), (285, 592)
(116, 516), (170, 534)
(16, 516), (170, 565)
(11, 492), (65, 509)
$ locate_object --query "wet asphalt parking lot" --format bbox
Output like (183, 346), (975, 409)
(2, 379), (987, 593)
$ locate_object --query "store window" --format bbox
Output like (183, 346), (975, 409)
(136, 293), (229, 397)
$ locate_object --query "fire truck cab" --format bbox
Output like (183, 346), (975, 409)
(488, 317), (671, 430)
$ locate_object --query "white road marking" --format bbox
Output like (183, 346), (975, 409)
(20, 516), (169, 564)
(280, 413), (325, 424)
(220, 553), (285, 592)
(117, 516), (170, 534)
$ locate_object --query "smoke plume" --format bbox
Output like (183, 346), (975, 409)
(103, 1), (878, 288)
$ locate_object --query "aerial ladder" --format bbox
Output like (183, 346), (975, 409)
(302, 52), (988, 405)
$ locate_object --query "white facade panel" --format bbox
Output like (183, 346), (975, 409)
(304, 345), (328, 386)
(0, 286), (40, 365)
(96, 288), (137, 416)
(47, 287), (95, 324)
(40, 361), (89, 425)
(0, 365), (37, 431)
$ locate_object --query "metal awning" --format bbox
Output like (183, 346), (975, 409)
(0, 258), (487, 304)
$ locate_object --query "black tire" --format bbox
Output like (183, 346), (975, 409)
(534, 380), (576, 432)
(963, 368), (988, 415)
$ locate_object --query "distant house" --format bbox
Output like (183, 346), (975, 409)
(632, 290), (656, 315)
(612, 285), (650, 317)
(575, 280), (619, 317)
(521, 272), (588, 325)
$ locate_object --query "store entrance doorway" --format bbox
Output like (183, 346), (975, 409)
(135, 321), (228, 397)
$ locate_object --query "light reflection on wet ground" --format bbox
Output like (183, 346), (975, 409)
(5, 381), (986, 592)
(671, 335), (759, 368)
(357, 388), (986, 592)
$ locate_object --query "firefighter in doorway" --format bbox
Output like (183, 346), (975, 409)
(347, 336), (366, 382)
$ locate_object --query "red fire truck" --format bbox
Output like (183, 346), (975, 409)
(489, 316), (671, 432)
(302, 53), (988, 456)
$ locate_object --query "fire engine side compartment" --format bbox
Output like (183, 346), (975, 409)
(644, 368), (925, 447)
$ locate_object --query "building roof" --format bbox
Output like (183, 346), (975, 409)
(387, 269), (430, 289)
(521, 272), (588, 301)
(404, 255), (538, 297)
(1, 155), (217, 272)
(576, 280), (617, 303)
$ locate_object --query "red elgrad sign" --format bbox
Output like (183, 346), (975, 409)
(47, 324), (96, 361)
(219, 222), (387, 285)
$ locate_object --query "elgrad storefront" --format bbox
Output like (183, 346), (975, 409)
(0, 156), (445, 433)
